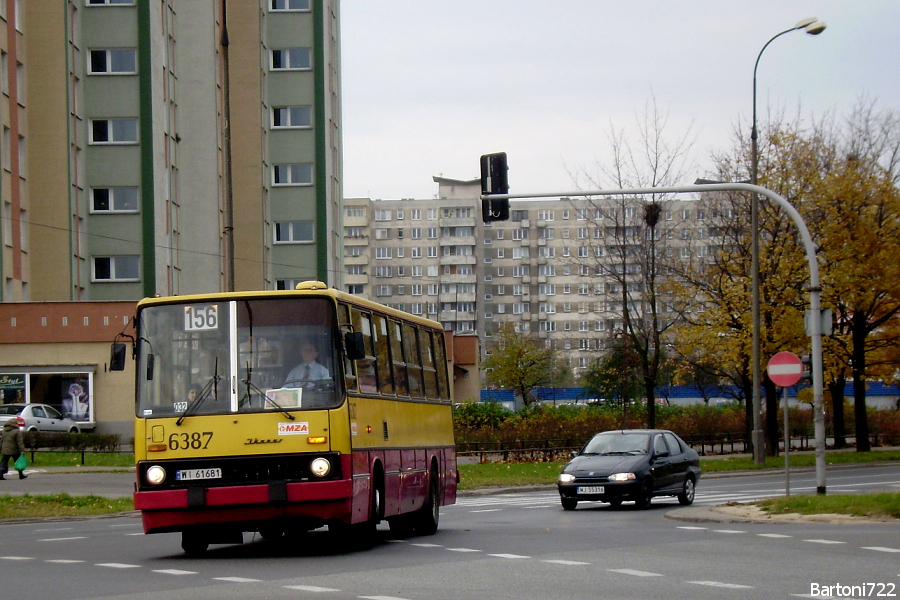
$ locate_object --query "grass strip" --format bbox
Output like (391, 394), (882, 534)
(0, 494), (134, 519)
(756, 492), (900, 519)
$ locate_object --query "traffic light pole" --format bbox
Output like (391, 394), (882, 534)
(483, 182), (826, 494)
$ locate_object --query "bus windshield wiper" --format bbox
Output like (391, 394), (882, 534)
(177, 359), (220, 426)
(240, 376), (295, 421)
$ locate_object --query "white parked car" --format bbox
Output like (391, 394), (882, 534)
(0, 403), (81, 433)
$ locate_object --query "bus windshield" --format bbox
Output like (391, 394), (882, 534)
(136, 297), (341, 418)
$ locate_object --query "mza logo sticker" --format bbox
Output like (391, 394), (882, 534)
(278, 421), (309, 435)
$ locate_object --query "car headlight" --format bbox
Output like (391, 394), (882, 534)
(558, 473), (575, 484)
(145, 465), (166, 485)
(310, 457), (331, 478)
(608, 472), (636, 482)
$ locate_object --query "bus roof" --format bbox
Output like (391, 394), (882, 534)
(135, 283), (446, 332)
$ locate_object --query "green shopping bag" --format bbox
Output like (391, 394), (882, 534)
(14, 455), (27, 471)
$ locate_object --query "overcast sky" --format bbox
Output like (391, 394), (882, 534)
(340, 1), (900, 201)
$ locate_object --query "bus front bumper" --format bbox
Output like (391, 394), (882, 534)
(134, 479), (353, 534)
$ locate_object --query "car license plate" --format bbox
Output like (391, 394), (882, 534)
(577, 485), (604, 495)
(175, 468), (222, 481)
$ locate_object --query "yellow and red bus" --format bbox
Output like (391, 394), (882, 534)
(114, 282), (456, 554)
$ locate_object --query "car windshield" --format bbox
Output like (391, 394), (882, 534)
(136, 297), (343, 419)
(582, 432), (650, 455)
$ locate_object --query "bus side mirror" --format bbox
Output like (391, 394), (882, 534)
(344, 332), (365, 361)
(110, 343), (127, 371)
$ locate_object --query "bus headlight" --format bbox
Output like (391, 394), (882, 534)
(310, 457), (331, 478)
(146, 465), (167, 485)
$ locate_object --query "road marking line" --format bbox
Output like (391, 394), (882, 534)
(862, 546), (900, 553)
(677, 526), (707, 530)
(153, 569), (198, 576)
(213, 577), (261, 583)
(96, 563), (141, 569)
(488, 553), (530, 559)
(803, 539), (846, 545)
(446, 548), (481, 553)
(688, 581), (754, 589)
(0, 556), (34, 561)
(35, 527), (73, 532)
(38, 537), (87, 542)
(758, 533), (792, 538)
(712, 529), (746, 534)
(544, 560), (590, 566)
(284, 585), (341, 592)
(410, 543), (442, 548)
(608, 568), (663, 577)
(46, 559), (85, 564)
(470, 509), (502, 513)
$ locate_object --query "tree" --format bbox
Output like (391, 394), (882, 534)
(569, 96), (698, 428)
(674, 100), (900, 454)
(482, 323), (562, 406)
(579, 335), (644, 418)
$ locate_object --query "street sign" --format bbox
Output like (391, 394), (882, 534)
(767, 351), (803, 387)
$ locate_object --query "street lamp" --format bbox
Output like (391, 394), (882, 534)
(750, 17), (826, 465)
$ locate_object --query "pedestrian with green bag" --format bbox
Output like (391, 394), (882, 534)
(0, 418), (27, 480)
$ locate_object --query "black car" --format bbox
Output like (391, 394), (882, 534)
(557, 429), (700, 510)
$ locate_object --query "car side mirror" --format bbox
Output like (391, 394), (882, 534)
(655, 450), (669, 459)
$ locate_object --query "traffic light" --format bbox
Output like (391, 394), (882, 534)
(480, 152), (509, 222)
(801, 354), (812, 383)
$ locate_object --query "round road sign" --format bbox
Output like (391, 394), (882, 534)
(767, 351), (803, 387)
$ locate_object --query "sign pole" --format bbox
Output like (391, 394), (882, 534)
(783, 385), (790, 496)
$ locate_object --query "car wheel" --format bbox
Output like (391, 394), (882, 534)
(635, 479), (653, 510)
(561, 497), (578, 511)
(678, 476), (696, 506)
(69, 427), (79, 434)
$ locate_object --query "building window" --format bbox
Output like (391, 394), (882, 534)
(276, 279), (302, 290)
(87, 0), (136, 5)
(270, 0), (311, 11)
(274, 221), (314, 243)
(90, 118), (138, 144)
(91, 187), (139, 213)
(273, 163), (313, 185)
(88, 49), (137, 74)
(271, 48), (312, 70)
(347, 284), (364, 294)
(375, 248), (392, 260)
(92, 256), (139, 282)
(272, 105), (312, 128)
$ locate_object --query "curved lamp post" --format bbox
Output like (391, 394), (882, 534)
(749, 17), (826, 465)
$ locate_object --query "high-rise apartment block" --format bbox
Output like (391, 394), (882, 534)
(1, 0), (342, 302)
(345, 177), (703, 377)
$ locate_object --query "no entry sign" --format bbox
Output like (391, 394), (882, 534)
(767, 351), (803, 387)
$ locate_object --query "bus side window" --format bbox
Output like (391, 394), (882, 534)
(373, 314), (394, 395)
(351, 309), (378, 394)
(390, 320), (409, 396)
(434, 331), (450, 401)
(403, 323), (424, 398)
(421, 329), (439, 399)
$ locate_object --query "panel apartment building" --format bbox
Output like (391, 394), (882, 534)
(1, 0), (342, 302)
(345, 177), (706, 378)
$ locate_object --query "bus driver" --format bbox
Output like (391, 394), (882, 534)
(284, 341), (329, 388)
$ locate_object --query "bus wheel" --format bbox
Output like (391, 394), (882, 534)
(258, 524), (284, 541)
(181, 531), (209, 555)
(412, 469), (440, 536)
